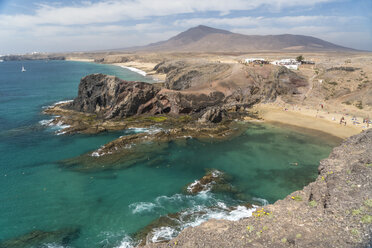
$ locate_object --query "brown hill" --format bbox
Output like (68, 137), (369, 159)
(131, 25), (356, 52)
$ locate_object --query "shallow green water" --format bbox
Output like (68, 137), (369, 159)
(0, 60), (339, 247)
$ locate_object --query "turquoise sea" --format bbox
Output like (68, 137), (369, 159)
(0, 60), (340, 247)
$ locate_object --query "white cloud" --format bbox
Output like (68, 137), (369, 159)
(0, 0), (339, 26)
(1, 0), (370, 53)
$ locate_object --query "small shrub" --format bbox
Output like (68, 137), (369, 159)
(296, 233), (302, 238)
(350, 228), (359, 236)
(342, 101), (352, 105)
(328, 81), (338, 86)
(352, 209), (362, 215)
(291, 196), (302, 201)
(361, 215), (372, 224)
(296, 55), (304, 62)
(281, 238), (287, 243)
(178, 115), (192, 122)
(146, 116), (168, 122)
(364, 199), (372, 208)
(309, 200), (317, 207)
(246, 225), (254, 233)
(354, 101), (363, 109)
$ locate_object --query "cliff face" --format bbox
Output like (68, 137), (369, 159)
(144, 129), (372, 248)
(70, 74), (159, 119)
(67, 63), (307, 123)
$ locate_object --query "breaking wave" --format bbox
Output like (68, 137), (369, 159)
(39, 118), (70, 135)
(129, 191), (256, 244)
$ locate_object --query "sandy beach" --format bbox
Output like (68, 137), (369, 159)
(113, 61), (166, 82)
(253, 102), (369, 139)
(65, 57), (95, 62)
(65, 57), (166, 82)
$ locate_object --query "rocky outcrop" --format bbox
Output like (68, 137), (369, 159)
(139, 90), (226, 116)
(154, 61), (230, 90)
(198, 107), (226, 123)
(143, 129), (372, 248)
(69, 74), (160, 119)
(183, 169), (234, 194)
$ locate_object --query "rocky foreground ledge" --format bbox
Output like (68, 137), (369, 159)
(143, 129), (372, 248)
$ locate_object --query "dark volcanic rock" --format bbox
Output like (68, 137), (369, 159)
(70, 74), (160, 119)
(138, 90), (226, 115)
(198, 107), (226, 123)
(0, 227), (80, 248)
(183, 169), (234, 194)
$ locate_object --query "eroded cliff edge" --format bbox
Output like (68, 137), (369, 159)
(143, 129), (372, 248)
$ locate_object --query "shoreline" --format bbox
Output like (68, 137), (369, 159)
(112, 61), (166, 82)
(62, 57), (369, 140)
(65, 57), (166, 82)
(253, 103), (369, 139)
(65, 57), (95, 62)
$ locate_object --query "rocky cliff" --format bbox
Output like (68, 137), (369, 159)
(143, 129), (372, 248)
(65, 63), (306, 124)
(70, 74), (160, 119)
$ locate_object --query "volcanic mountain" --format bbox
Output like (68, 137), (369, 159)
(131, 25), (356, 52)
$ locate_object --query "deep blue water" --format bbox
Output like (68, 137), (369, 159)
(0, 60), (339, 248)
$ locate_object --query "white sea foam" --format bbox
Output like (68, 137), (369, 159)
(125, 127), (162, 135)
(115, 235), (135, 248)
(129, 202), (158, 214)
(44, 244), (68, 248)
(53, 99), (73, 106)
(119, 66), (147, 77)
(39, 118), (71, 135)
(91, 152), (101, 157)
(148, 202), (256, 243)
(151, 227), (177, 243)
(39, 119), (54, 126)
(43, 99), (73, 109)
(91, 146), (105, 157)
(130, 190), (256, 244)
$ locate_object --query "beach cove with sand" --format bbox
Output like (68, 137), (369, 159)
(0, 60), (345, 247)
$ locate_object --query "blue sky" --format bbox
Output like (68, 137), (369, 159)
(0, 0), (371, 54)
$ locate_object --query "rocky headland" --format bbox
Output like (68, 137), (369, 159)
(44, 61), (307, 171)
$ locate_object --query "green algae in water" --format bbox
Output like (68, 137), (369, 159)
(0, 60), (340, 247)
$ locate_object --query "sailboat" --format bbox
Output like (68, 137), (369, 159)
(21, 65), (26, 72)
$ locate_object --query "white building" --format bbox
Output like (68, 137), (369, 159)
(270, 59), (300, 70)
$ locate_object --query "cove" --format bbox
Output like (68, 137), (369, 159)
(0, 60), (339, 248)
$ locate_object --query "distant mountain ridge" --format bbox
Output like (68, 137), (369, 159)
(130, 25), (356, 52)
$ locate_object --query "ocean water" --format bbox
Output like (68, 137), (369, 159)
(0, 60), (340, 247)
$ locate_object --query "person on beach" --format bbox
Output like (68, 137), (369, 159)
(340, 116), (346, 126)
